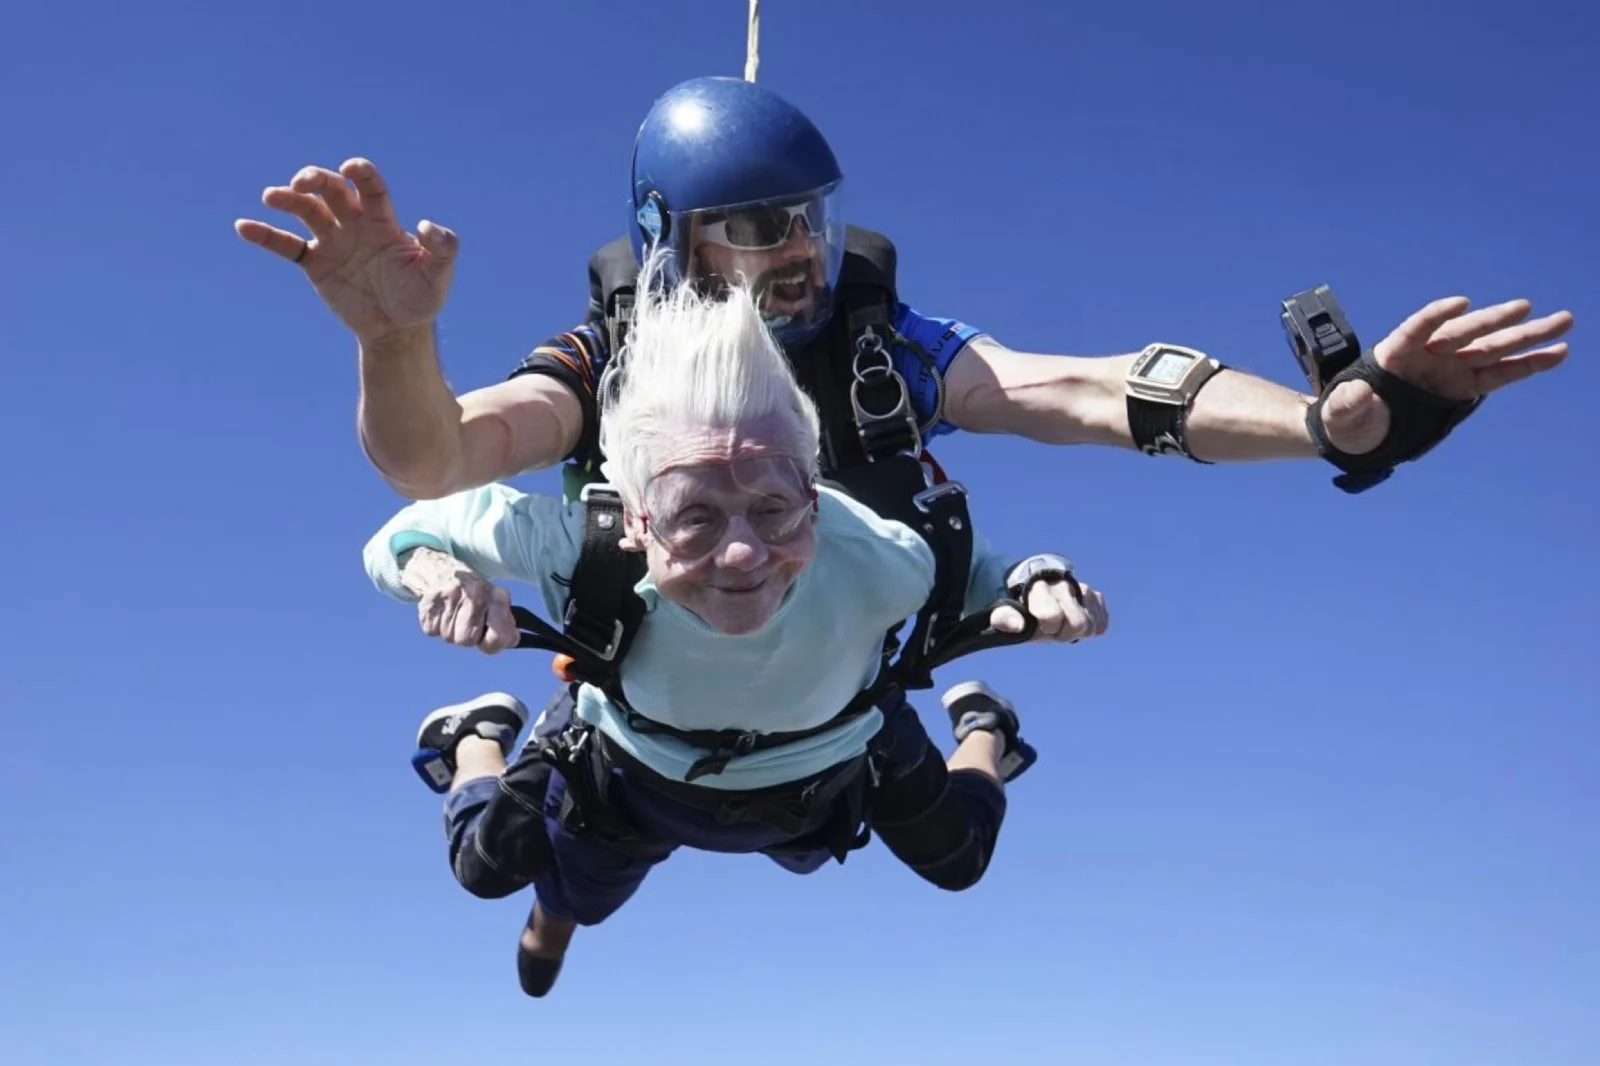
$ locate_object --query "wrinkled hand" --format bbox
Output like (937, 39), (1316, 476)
(401, 549), (518, 655)
(991, 579), (1109, 643)
(234, 158), (458, 343)
(1321, 297), (1574, 455)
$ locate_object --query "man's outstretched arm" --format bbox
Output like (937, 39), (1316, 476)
(236, 156), (584, 499)
(943, 296), (1571, 463)
(357, 326), (583, 499)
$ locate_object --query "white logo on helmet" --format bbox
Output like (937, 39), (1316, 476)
(636, 198), (664, 241)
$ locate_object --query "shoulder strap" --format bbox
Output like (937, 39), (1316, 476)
(559, 238), (640, 501)
(794, 225), (914, 476)
(587, 235), (640, 355)
(828, 458), (973, 687)
(510, 484), (646, 686)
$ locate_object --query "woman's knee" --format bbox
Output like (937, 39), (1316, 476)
(867, 751), (1008, 892)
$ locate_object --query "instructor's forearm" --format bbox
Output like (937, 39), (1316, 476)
(356, 324), (470, 498)
(951, 342), (1318, 462)
(1060, 354), (1318, 461)
(1183, 368), (1318, 462)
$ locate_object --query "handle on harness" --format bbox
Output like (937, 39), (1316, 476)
(509, 605), (618, 685)
(920, 597), (1038, 674)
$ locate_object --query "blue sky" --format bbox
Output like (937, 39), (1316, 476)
(2, 2), (1596, 1064)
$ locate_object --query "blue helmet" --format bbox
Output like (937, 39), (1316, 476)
(629, 77), (847, 345)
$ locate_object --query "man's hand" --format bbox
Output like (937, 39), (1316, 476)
(399, 547), (518, 655)
(1321, 297), (1573, 455)
(234, 158), (458, 343)
(991, 578), (1110, 644)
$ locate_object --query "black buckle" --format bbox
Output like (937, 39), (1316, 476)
(684, 731), (761, 783)
(560, 483), (628, 662)
(578, 481), (624, 508)
(911, 481), (971, 659)
(913, 480), (967, 513)
(561, 601), (624, 662)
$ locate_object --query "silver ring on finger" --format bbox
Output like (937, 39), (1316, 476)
(294, 238), (310, 265)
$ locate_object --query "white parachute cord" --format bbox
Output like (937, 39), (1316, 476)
(744, 0), (761, 82)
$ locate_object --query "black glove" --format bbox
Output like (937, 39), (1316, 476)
(1306, 349), (1483, 494)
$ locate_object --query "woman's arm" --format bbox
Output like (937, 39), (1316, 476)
(362, 483), (584, 617)
(393, 545), (520, 654)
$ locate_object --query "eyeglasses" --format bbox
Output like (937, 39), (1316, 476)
(695, 198), (826, 251)
(641, 497), (815, 560)
(638, 457), (817, 561)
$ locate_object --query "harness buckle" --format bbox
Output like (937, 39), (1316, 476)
(851, 326), (893, 378)
(913, 480), (968, 513)
(683, 731), (763, 782)
(685, 751), (732, 782)
(561, 600), (625, 661)
(851, 327), (922, 461)
(559, 483), (629, 663)
(578, 482), (623, 505)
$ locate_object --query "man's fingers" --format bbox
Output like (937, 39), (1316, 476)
(260, 186), (338, 241)
(1474, 344), (1570, 394)
(1425, 299), (1532, 356)
(234, 219), (312, 264)
(289, 166), (361, 227)
(1453, 310), (1574, 368)
(1376, 296), (1472, 364)
(342, 157), (397, 226)
(416, 220), (459, 262)
(989, 604), (1027, 634)
(1025, 582), (1068, 637)
(1084, 589), (1111, 636)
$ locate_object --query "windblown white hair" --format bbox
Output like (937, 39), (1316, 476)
(598, 252), (821, 506)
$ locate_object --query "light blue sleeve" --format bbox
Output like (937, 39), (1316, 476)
(361, 484), (588, 621)
(963, 531), (1016, 617)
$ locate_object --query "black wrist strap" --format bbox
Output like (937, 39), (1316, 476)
(1127, 369), (1225, 463)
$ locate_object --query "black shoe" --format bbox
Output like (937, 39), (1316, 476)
(411, 692), (529, 793)
(943, 681), (1037, 782)
(516, 902), (574, 998)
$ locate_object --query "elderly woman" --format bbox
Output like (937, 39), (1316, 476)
(362, 264), (1109, 996)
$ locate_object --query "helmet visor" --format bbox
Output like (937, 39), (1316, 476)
(668, 183), (846, 345)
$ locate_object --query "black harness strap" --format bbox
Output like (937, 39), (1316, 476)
(536, 719), (670, 858)
(554, 485), (645, 676)
(594, 730), (868, 837)
(505, 488), (642, 693)
(623, 666), (891, 782)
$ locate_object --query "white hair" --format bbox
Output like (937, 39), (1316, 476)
(598, 251), (822, 506)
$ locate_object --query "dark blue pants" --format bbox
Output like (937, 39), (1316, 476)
(444, 688), (1008, 926)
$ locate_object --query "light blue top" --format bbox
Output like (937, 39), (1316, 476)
(364, 484), (1013, 790)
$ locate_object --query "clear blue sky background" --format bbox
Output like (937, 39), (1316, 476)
(2, 2), (1596, 1064)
